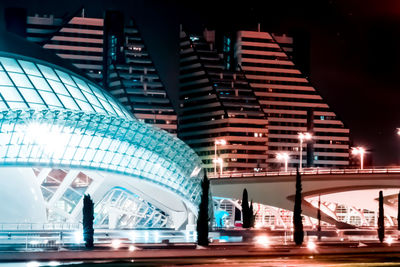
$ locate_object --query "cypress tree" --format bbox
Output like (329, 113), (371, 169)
(242, 188), (250, 228)
(83, 194), (94, 248)
(293, 168), (304, 245)
(317, 194), (321, 241)
(397, 191), (400, 231)
(378, 190), (385, 243)
(197, 173), (210, 246)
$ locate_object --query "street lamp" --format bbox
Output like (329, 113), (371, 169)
(352, 147), (365, 170)
(213, 157), (223, 176)
(276, 152), (290, 172)
(298, 132), (312, 172)
(214, 139), (226, 175)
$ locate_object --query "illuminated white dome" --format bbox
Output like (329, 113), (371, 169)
(0, 54), (130, 118)
(0, 34), (204, 229)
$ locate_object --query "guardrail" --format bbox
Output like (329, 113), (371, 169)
(0, 223), (81, 231)
(208, 167), (400, 179)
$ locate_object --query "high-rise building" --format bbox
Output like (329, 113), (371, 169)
(5, 8), (177, 134)
(26, 10), (104, 83)
(179, 27), (349, 172)
(235, 30), (349, 167)
(104, 12), (177, 133)
(179, 29), (268, 174)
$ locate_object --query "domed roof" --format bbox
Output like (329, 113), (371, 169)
(0, 30), (205, 229)
(0, 30), (131, 118)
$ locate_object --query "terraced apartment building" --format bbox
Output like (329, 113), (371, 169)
(179, 27), (349, 173)
(179, 29), (268, 174)
(235, 30), (349, 167)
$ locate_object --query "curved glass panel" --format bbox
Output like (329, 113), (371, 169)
(0, 109), (203, 207)
(95, 187), (172, 229)
(0, 52), (205, 223)
(0, 53), (131, 118)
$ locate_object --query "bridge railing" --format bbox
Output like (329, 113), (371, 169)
(208, 167), (400, 179)
(0, 223), (81, 231)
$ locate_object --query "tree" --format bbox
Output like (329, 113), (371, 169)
(378, 190), (385, 243)
(83, 194), (94, 248)
(397, 191), (400, 231)
(293, 168), (304, 245)
(317, 194), (321, 241)
(197, 173), (210, 246)
(242, 188), (250, 228)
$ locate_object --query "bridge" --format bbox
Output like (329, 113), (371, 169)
(209, 168), (400, 228)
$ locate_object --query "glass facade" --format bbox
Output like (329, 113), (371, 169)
(95, 187), (172, 228)
(0, 53), (129, 118)
(0, 109), (203, 205)
(0, 51), (204, 229)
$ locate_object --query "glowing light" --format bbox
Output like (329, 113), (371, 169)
(26, 261), (40, 267)
(351, 146), (365, 156)
(307, 240), (317, 250)
(298, 132), (312, 172)
(129, 245), (136, 251)
(215, 139), (226, 145)
(111, 239), (122, 249)
(276, 153), (289, 160)
(213, 158), (223, 164)
(48, 261), (61, 266)
(213, 157), (224, 176)
(298, 132), (312, 141)
(351, 147), (365, 169)
(29, 240), (39, 245)
(24, 122), (73, 158)
(255, 235), (269, 248)
(74, 231), (83, 244)
(387, 236), (393, 245)
(214, 139), (226, 176)
(276, 152), (290, 172)
(397, 128), (400, 136)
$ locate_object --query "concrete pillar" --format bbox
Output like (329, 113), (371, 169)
(185, 212), (196, 231)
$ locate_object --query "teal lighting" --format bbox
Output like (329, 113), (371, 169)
(0, 52), (204, 228)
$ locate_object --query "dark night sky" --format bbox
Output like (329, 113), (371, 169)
(1, 0), (400, 166)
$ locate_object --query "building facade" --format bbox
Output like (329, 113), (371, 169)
(6, 8), (177, 134)
(235, 30), (350, 168)
(26, 10), (104, 83)
(179, 28), (350, 173)
(103, 12), (177, 133)
(179, 29), (268, 174)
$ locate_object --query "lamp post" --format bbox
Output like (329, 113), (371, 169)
(214, 139), (226, 176)
(298, 132), (312, 172)
(213, 157), (223, 176)
(276, 152), (290, 172)
(351, 147), (365, 170)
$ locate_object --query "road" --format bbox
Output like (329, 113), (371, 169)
(3, 254), (400, 266)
